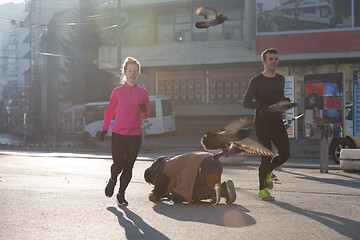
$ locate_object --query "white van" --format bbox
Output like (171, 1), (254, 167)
(146, 95), (176, 135)
(82, 95), (175, 139)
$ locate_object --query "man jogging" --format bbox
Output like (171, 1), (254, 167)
(243, 48), (291, 201)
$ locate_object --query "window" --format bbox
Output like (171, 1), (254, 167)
(85, 105), (107, 125)
(158, 15), (174, 43)
(223, 9), (242, 40)
(129, 15), (151, 45)
(345, 105), (353, 120)
(175, 14), (191, 42)
(208, 24), (223, 40)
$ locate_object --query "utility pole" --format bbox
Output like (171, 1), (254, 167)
(117, 0), (122, 72)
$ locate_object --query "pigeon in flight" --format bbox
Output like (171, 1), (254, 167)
(194, 6), (228, 29)
(201, 118), (274, 159)
(260, 98), (298, 114)
(201, 118), (253, 151)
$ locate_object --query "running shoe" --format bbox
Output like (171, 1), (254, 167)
(258, 188), (275, 201)
(105, 178), (116, 197)
(221, 180), (237, 204)
(116, 192), (128, 206)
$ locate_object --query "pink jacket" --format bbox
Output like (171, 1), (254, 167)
(102, 83), (150, 135)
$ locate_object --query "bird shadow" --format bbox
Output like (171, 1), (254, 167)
(107, 206), (170, 240)
(152, 201), (256, 228)
(281, 170), (360, 190)
(269, 201), (360, 239)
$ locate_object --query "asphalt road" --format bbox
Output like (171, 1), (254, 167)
(1, 150), (359, 240)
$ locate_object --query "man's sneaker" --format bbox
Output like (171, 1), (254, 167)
(221, 180), (237, 204)
(265, 172), (273, 189)
(116, 192), (128, 206)
(210, 183), (221, 205)
(258, 188), (275, 201)
(105, 178), (116, 197)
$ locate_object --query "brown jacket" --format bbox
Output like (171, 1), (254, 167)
(163, 151), (214, 202)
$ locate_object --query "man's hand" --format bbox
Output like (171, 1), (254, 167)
(148, 192), (161, 202)
(100, 131), (107, 141)
(138, 103), (147, 112)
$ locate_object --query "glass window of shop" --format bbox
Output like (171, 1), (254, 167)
(129, 14), (152, 45)
(208, 68), (256, 103)
(338, 63), (360, 103)
(338, 63), (360, 79)
(314, 64), (336, 74)
(290, 65), (313, 102)
(276, 66), (289, 77)
(175, 13), (191, 42)
(158, 15), (174, 44)
(157, 70), (205, 104)
(291, 65), (313, 81)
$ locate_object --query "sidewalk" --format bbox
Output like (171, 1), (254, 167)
(141, 133), (321, 158)
(0, 132), (321, 157)
(0, 132), (334, 169)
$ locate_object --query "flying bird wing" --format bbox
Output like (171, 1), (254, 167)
(222, 117), (252, 134)
(261, 99), (298, 114)
(232, 138), (274, 156)
(195, 6), (217, 20)
(201, 118), (253, 150)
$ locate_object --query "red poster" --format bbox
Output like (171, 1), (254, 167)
(304, 73), (344, 137)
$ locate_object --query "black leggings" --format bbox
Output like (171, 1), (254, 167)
(255, 116), (290, 190)
(110, 133), (142, 194)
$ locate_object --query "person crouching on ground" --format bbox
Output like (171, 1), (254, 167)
(144, 151), (236, 205)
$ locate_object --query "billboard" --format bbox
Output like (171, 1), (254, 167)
(304, 73), (344, 138)
(256, 0), (360, 54)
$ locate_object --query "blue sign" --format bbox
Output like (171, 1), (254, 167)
(354, 70), (360, 137)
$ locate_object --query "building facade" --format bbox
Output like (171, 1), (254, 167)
(22, 0), (79, 140)
(98, 0), (360, 133)
(3, 0), (359, 139)
(0, 2), (29, 136)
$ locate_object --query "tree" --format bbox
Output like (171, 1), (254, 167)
(62, 0), (115, 105)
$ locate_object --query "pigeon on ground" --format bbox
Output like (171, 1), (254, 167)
(260, 99), (298, 114)
(194, 6), (228, 29)
(201, 118), (274, 159)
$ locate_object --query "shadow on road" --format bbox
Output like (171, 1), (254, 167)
(270, 201), (360, 239)
(152, 202), (256, 228)
(282, 170), (360, 190)
(107, 206), (170, 240)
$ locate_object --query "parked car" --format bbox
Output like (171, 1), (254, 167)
(329, 104), (360, 164)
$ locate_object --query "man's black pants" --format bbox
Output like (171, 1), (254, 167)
(255, 116), (290, 190)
